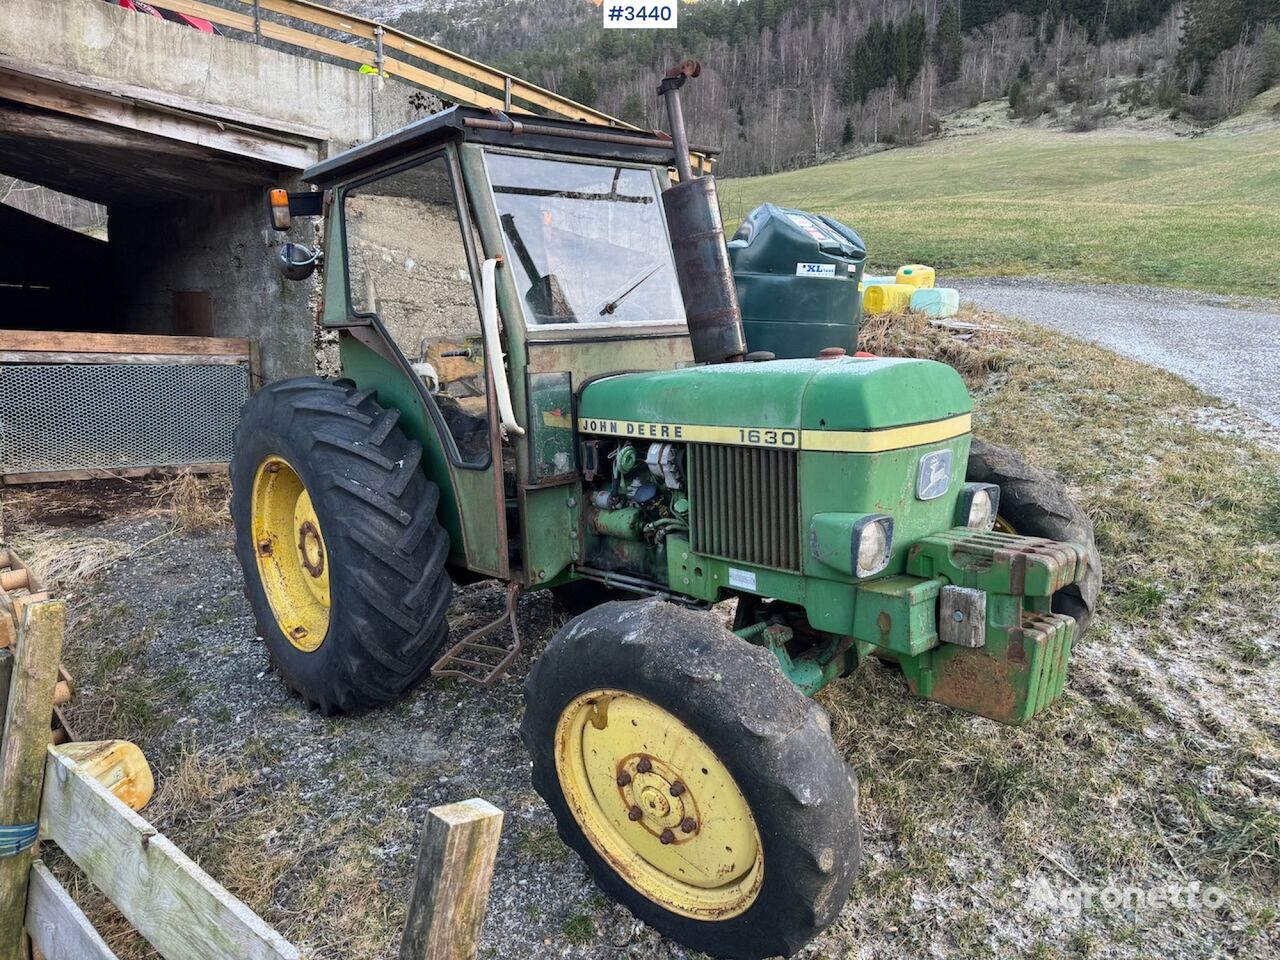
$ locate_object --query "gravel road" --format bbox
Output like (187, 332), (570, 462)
(956, 278), (1280, 426)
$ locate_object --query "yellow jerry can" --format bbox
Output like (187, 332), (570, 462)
(896, 264), (936, 288)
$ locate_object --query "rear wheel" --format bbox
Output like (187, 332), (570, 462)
(522, 599), (860, 959)
(967, 438), (1101, 633)
(230, 377), (453, 713)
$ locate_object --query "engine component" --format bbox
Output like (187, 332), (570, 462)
(645, 442), (682, 489)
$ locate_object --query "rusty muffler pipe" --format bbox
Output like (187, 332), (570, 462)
(659, 62), (746, 365)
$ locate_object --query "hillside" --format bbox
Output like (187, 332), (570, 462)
(720, 119), (1280, 297)
(361, 0), (1280, 176)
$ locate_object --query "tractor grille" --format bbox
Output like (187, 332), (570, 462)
(688, 444), (801, 571)
(0, 363), (249, 478)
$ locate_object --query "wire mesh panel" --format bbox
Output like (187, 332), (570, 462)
(0, 362), (250, 477)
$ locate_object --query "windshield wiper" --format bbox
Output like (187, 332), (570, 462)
(596, 261), (664, 316)
(491, 185), (653, 204)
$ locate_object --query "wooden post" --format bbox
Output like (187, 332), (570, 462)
(399, 799), (503, 960)
(0, 601), (66, 960)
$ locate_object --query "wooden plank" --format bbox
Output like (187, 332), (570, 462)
(399, 798), (503, 960)
(0, 352), (249, 366)
(0, 331), (251, 357)
(0, 464), (229, 487)
(24, 861), (118, 960)
(0, 602), (67, 960)
(38, 748), (299, 960)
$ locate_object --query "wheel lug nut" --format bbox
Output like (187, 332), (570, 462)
(660, 828), (675, 845)
(628, 805), (643, 822)
(669, 780), (685, 797)
(681, 817), (697, 833)
(636, 757), (652, 774)
(616, 771), (632, 786)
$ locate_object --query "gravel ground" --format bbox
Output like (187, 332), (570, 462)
(955, 278), (1280, 427)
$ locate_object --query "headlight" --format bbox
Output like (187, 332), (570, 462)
(957, 483), (1000, 530)
(853, 515), (894, 578)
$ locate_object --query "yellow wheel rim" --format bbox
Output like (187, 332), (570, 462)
(994, 515), (1017, 534)
(554, 689), (764, 920)
(251, 456), (330, 652)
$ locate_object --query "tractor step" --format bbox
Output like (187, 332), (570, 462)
(430, 582), (524, 688)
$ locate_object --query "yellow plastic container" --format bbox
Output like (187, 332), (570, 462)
(896, 264), (936, 288)
(862, 283), (915, 314)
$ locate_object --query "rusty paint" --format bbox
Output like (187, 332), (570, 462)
(929, 651), (1018, 722)
(877, 610), (892, 643)
(588, 694), (613, 730)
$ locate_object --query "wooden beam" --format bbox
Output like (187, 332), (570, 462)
(399, 798), (503, 960)
(24, 861), (118, 960)
(38, 748), (299, 960)
(0, 331), (252, 357)
(0, 464), (230, 487)
(0, 601), (67, 960)
(0, 352), (249, 366)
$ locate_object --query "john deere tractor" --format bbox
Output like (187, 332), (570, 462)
(232, 65), (1097, 959)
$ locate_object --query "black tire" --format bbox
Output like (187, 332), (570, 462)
(967, 437), (1101, 634)
(521, 599), (861, 959)
(230, 377), (452, 713)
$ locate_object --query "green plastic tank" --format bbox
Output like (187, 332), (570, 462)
(727, 204), (867, 359)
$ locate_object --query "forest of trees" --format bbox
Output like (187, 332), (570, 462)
(387, 0), (1278, 176)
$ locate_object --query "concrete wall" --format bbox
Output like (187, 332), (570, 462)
(109, 192), (319, 383)
(0, 0), (423, 149)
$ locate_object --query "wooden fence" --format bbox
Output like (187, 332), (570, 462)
(0, 555), (504, 960)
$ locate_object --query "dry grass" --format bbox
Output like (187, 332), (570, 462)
(6, 528), (132, 591)
(147, 471), (231, 533)
(857, 306), (1016, 382)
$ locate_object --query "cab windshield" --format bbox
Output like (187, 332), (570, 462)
(483, 152), (686, 328)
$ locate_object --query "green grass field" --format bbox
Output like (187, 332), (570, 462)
(720, 125), (1280, 297)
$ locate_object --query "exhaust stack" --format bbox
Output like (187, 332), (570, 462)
(658, 62), (746, 365)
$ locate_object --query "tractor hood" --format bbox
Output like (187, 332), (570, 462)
(577, 356), (972, 449)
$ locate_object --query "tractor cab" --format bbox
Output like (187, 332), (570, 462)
(275, 106), (706, 588)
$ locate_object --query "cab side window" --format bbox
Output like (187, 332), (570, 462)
(344, 155), (490, 466)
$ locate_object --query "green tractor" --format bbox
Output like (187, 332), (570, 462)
(232, 65), (1097, 959)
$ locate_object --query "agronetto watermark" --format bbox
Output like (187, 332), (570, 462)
(1027, 877), (1227, 918)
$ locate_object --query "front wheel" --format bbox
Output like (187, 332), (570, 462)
(967, 438), (1102, 634)
(521, 600), (860, 959)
